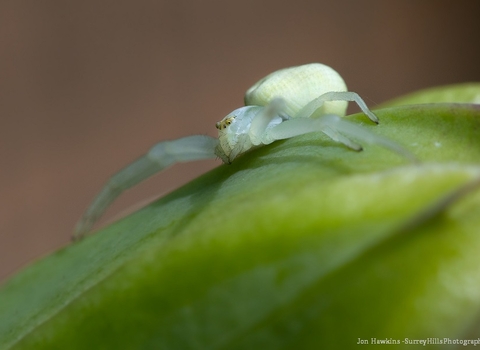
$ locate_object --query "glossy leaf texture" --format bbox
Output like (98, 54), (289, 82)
(1, 84), (480, 350)
(379, 82), (480, 108)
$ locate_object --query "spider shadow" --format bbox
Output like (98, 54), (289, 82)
(239, 137), (365, 174)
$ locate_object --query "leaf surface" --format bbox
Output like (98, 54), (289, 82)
(2, 84), (480, 349)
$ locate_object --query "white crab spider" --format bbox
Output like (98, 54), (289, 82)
(74, 63), (415, 239)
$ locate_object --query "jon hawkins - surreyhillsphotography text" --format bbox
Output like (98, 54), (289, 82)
(357, 337), (480, 346)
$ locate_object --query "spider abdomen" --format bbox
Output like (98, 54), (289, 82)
(244, 63), (348, 118)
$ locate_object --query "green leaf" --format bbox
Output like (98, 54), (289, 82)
(379, 82), (480, 107)
(2, 85), (480, 349)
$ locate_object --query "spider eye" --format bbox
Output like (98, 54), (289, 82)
(215, 116), (236, 130)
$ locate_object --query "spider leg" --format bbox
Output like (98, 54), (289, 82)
(321, 125), (363, 151)
(266, 114), (417, 162)
(74, 135), (218, 240)
(296, 91), (380, 124)
(248, 98), (288, 145)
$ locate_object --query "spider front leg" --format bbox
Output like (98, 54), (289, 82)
(248, 98), (289, 145)
(265, 114), (418, 162)
(74, 135), (218, 240)
(296, 91), (380, 124)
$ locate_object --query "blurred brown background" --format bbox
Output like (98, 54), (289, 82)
(1, 1), (480, 284)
